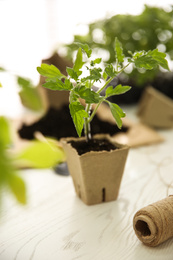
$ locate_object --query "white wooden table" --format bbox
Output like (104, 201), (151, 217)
(0, 111), (173, 260)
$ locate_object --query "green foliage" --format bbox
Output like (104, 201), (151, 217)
(0, 67), (44, 111)
(133, 49), (169, 70)
(107, 102), (126, 129)
(0, 116), (66, 208)
(37, 38), (169, 140)
(105, 85), (131, 98)
(64, 5), (173, 85)
(69, 102), (88, 137)
(115, 37), (124, 64)
(15, 138), (65, 169)
(18, 76), (44, 111)
(37, 63), (63, 79)
(0, 116), (27, 205)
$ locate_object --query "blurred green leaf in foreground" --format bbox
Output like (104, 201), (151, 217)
(0, 116), (66, 209)
(0, 116), (27, 205)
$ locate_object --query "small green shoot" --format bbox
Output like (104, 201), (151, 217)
(37, 38), (169, 141)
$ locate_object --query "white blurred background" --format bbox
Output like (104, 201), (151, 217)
(0, 0), (173, 116)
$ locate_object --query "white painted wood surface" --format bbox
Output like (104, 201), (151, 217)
(0, 127), (173, 260)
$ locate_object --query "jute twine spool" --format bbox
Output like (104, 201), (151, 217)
(133, 195), (173, 247)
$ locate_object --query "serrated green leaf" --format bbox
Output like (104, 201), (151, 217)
(69, 90), (78, 102)
(64, 78), (73, 90)
(76, 43), (92, 58)
(73, 48), (84, 72)
(134, 49), (169, 71)
(106, 84), (131, 98)
(115, 37), (124, 63)
(43, 80), (64, 90)
(133, 51), (145, 59)
(75, 86), (103, 104)
(15, 138), (65, 169)
(66, 67), (79, 81)
(82, 67), (102, 82)
(104, 64), (117, 78)
(108, 102), (126, 129)
(37, 63), (64, 79)
(134, 56), (157, 70)
(103, 71), (108, 80)
(69, 102), (88, 137)
(90, 58), (102, 66)
(147, 49), (169, 71)
(43, 77), (72, 91)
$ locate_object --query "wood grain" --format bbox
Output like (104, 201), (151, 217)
(0, 128), (173, 260)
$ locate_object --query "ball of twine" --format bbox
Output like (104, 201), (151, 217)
(133, 195), (173, 247)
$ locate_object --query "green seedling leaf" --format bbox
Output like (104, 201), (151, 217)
(134, 49), (169, 71)
(90, 58), (102, 66)
(69, 90), (78, 102)
(82, 67), (102, 82)
(132, 50), (145, 59)
(0, 82), (3, 87)
(108, 102), (126, 129)
(69, 102), (88, 137)
(115, 37), (124, 63)
(75, 86), (103, 103)
(76, 43), (92, 58)
(43, 77), (73, 91)
(104, 64), (117, 78)
(73, 48), (84, 72)
(15, 138), (65, 169)
(64, 78), (73, 90)
(106, 84), (131, 98)
(134, 55), (158, 70)
(37, 63), (64, 80)
(103, 71), (108, 80)
(66, 67), (82, 81)
(147, 49), (170, 71)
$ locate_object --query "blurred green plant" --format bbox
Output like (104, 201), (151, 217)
(17, 76), (43, 111)
(14, 135), (65, 169)
(0, 116), (26, 205)
(64, 5), (173, 85)
(0, 67), (44, 111)
(0, 115), (65, 208)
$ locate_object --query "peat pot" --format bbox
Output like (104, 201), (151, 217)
(61, 134), (129, 205)
(137, 86), (173, 128)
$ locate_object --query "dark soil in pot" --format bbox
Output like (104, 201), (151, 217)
(18, 105), (129, 140)
(69, 137), (118, 156)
